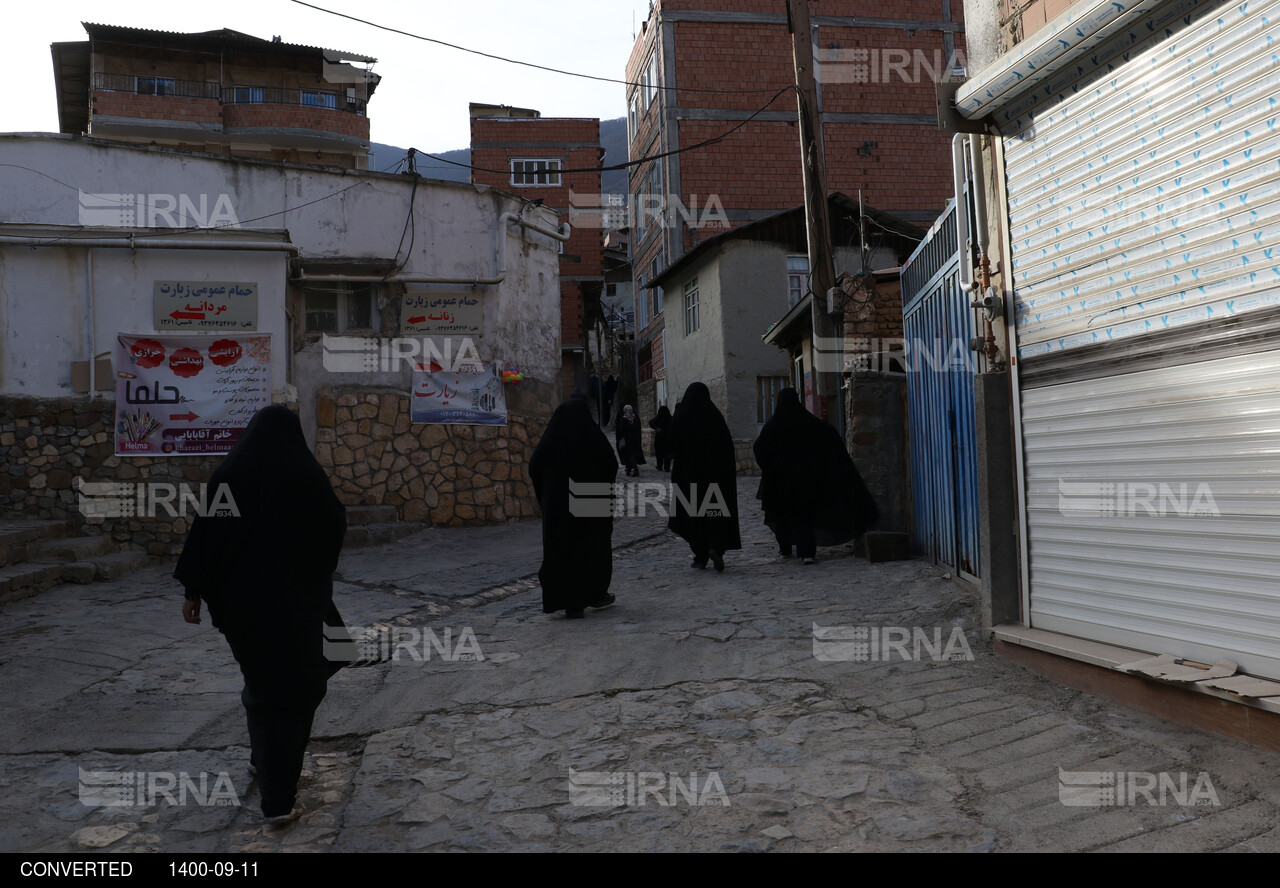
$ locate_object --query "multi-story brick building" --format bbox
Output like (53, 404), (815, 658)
(624, 0), (964, 418)
(469, 104), (605, 402)
(51, 23), (378, 169)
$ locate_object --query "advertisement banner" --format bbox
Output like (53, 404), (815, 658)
(114, 334), (271, 456)
(410, 360), (506, 426)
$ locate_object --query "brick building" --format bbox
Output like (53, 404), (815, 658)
(51, 23), (378, 169)
(469, 105), (605, 402)
(624, 0), (964, 418)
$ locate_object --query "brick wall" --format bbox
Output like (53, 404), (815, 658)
(92, 90), (221, 126)
(223, 104), (369, 139)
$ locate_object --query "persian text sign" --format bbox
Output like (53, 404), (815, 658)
(154, 281), (258, 330)
(114, 334), (271, 456)
(410, 361), (506, 426)
(401, 293), (483, 335)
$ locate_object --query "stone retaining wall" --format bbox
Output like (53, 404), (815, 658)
(0, 397), (220, 554)
(314, 390), (547, 525)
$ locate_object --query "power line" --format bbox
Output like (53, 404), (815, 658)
(425, 85), (796, 177)
(287, 0), (792, 95)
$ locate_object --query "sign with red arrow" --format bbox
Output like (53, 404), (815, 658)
(154, 281), (258, 330)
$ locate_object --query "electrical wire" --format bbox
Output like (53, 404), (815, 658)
(425, 85), (796, 177)
(287, 0), (793, 95)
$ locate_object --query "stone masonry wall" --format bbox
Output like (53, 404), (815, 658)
(0, 397), (221, 554)
(314, 391), (546, 525)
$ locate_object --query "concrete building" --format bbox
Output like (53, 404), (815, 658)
(469, 104), (605, 402)
(0, 134), (564, 550)
(623, 0), (966, 421)
(50, 23), (379, 170)
(947, 0), (1280, 746)
(649, 193), (919, 472)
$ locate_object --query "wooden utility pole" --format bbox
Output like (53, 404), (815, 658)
(786, 0), (841, 428)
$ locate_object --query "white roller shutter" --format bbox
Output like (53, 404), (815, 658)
(1001, 0), (1280, 678)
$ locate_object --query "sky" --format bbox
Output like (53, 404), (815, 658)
(1, 0), (653, 154)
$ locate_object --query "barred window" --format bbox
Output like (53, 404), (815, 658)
(510, 158), (562, 187)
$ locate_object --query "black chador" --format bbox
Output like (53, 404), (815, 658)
(530, 397), (619, 618)
(615, 405), (646, 476)
(667, 382), (741, 571)
(649, 405), (673, 471)
(753, 388), (878, 562)
(175, 405), (347, 822)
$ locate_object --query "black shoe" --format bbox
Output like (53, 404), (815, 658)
(565, 610), (585, 619)
(691, 558), (707, 569)
(711, 551), (724, 573)
(589, 593), (616, 609)
(779, 545), (793, 558)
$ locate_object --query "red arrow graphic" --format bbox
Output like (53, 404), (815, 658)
(170, 310), (206, 320)
(169, 412), (199, 422)
(407, 315), (426, 324)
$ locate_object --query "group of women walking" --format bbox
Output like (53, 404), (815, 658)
(532, 382), (878, 616)
(175, 384), (876, 827)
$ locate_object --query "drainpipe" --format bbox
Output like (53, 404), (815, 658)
(86, 249), (96, 400)
(0, 236), (298, 253)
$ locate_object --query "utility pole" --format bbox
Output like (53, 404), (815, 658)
(786, 0), (841, 428)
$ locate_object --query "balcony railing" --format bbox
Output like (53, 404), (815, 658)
(221, 86), (367, 116)
(90, 73), (367, 115)
(93, 72), (220, 99)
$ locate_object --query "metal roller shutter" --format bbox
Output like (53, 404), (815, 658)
(1001, 0), (1280, 678)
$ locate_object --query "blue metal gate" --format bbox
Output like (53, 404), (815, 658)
(900, 200), (981, 579)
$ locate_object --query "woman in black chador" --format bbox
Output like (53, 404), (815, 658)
(530, 397), (619, 618)
(615, 404), (646, 477)
(649, 405), (673, 472)
(176, 405), (347, 828)
(754, 387), (878, 564)
(668, 382), (741, 571)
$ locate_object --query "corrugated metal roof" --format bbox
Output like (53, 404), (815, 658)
(81, 22), (377, 64)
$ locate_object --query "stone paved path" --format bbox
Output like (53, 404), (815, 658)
(2, 471), (1279, 852)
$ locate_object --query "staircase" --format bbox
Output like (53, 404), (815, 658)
(0, 520), (151, 607)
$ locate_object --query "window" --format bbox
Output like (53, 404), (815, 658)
(510, 158), (562, 187)
(656, 375), (668, 409)
(303, 283), (377, 334)
(628, 90), (641, 144)
(302, 90), (338, 109)
(232, 86), (264, 104)
(637, 272), (649, 329)
(683, 277), (700, 336)
(642, 51), (660, 107)
(787, 254), (810, 307)
(651, 257), (663, 317)
(757, 376), (788, 424)
(136, 77), (176, 96)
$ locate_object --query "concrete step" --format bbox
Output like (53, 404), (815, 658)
(0, 520), (74, 568)
(346, 505), (399, 526)
(0, 562), (65, 606)
(33, 535), (115, 562)
(344, 522), (420, 548)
